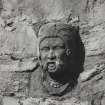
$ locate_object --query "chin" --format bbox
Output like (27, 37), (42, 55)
(47, 69), (57, 73)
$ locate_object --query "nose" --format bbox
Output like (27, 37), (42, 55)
(48, 49), (56, 60)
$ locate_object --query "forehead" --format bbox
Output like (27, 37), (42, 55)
(39, 37), (65, 47)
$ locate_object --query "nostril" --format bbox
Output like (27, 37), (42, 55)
(50, 56), (56, 60)
(48, 55), (56, 59)
(48, 54), (56, 60)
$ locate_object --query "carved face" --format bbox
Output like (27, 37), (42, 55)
(39, 37), (70, 74)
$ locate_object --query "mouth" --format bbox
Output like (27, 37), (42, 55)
(47, 62), (56, 72)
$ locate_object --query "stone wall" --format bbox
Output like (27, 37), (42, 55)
(0, 0), (105, 104)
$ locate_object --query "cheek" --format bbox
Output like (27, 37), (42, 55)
(40, 52), (48, 61)
(40, 53), (48, 67)
(56, 51), (66, 61)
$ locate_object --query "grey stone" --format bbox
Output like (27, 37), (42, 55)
(0, 0), (105, 105)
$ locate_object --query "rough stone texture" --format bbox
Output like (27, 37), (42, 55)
(0, 0), (105, 105)
(0, 71), (30, 97)
(22, 97), (89, 105)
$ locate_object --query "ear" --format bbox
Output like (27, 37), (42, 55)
(66, 49), (71, 56)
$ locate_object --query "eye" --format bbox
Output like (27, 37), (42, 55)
(40, 47), (49, 52)
(54, 46), (65, 50)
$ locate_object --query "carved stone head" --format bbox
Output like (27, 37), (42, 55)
(37, 22), (85, 96)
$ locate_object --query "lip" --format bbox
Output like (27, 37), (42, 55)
(47, 62), (56, 72)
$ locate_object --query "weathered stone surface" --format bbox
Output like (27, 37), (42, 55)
(0, 71), (30, 97)
(0, 0), (105, 105)
(0, 58), (38, 97)
(0, 21), (37, 59)
(22, 97), (89, 105)
(3, 97), (19, 105)
(0, 58), (38, 72)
